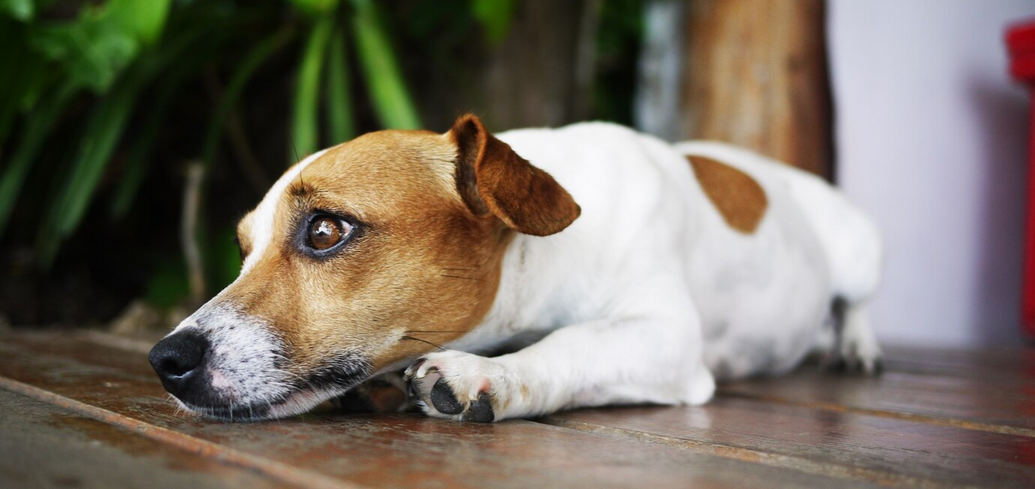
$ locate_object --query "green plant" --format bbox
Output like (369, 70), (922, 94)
(1, 0), (618, 319)
(0, 0), (428, 308)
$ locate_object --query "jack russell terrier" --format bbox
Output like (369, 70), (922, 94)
(149, 114), (883, 423)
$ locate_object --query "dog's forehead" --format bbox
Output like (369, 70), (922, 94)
(329, 130), (458, 189)
(239, 148), (328, 274)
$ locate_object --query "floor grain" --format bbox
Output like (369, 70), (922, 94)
(1, 331), (1032, 488)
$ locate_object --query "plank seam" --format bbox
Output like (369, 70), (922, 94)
(538, 417), (961, 489)
(718, 390), (1035, 438)
(0, 375), (363, 489)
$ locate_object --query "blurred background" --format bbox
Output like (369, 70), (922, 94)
(1, 0), (1033, 349)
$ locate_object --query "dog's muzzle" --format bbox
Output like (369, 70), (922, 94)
(147, 312), (374, 421)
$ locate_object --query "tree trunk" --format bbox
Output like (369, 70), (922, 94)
(417, 1), (596, 133)
(680, 0), (833, 178)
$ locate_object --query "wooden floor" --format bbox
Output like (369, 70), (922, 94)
(1, 331), (1034, 488)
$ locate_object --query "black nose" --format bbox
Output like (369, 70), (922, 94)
(149, 331), (209, 397)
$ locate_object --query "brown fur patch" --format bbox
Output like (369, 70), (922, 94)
(687, 155), (768, 234)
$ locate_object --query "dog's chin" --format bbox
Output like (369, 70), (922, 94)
(173, 387), (346, 422)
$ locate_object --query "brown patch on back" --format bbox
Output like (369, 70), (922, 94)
(687, 155), (769, 234)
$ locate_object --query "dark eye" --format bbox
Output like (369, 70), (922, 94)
(307, 215), (353, 251)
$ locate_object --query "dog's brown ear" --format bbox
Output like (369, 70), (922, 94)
(449, 114), (580, 236)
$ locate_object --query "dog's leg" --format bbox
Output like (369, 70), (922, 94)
(825, 301), (883, 375)
(404, 318), (715, 422)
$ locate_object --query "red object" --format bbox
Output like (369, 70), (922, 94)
(1007, 20), (1035, 339)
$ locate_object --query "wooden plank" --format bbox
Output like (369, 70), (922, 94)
(546, 396), (1035, 488)
(881, 346), (1035, 384)
(0, 388), (283, 489)
(0, 332), (877, 489)
(721, 366), (1035, 435)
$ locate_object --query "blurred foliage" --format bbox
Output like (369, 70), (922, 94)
(470, 0), (514, 46)
(594, 0), (644, 125)
(0, 0), (643, 324)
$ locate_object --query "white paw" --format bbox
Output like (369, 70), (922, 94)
(827, 322), (884, 375)
(403, 350), (511, 422)
(684, 365), (716, 405)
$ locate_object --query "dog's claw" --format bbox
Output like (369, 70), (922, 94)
(430, 378), (464, 414)
(404, 358), (426, 379)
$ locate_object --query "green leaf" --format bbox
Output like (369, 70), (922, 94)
(471, 0), (515, 46)
(53, 75), (142, 237)
(206, 27), (294, 168)
(33, 23), (207, 262)
(109, 68), (193, 219)
(351, 0), (420, 130)
(0, 17), (46, 143)
(324, 25), (354, 144)
(0, 83), (78, 238)
(107, 0), (173, 45)
(291, 14), (335, 158)
(31, 21), (137, 93)
(287, 0), (339, 17)
(111, 24), (218, 218)
(28, 0), (173, 93)
(145, 255), (190, 310)
(0, 0), (33, 21)
(36, 62), (163, 265)
(107, 110), (159, 220)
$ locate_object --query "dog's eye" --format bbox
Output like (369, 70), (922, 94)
(308, 216), (352, 251)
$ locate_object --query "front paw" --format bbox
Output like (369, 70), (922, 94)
(403, 351), (508, 423)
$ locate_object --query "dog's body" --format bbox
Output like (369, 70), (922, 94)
(149, 116), (882, 423)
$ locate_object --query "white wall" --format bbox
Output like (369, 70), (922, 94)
(829, 0), (1035, 347)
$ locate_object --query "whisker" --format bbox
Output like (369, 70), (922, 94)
(401, 335), (447, 351)
(440, 274), (485, 282)
(404, 330), (465, 334)
(289, 135), (301, 164)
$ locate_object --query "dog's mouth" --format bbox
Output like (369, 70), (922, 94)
(166, 355), (375, 422)
(174, 378), (369, 422)
(176, 399), (273, 422)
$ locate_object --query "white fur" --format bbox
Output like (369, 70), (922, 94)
(241, 149), (328, 275)
(409, 123), (883, 421)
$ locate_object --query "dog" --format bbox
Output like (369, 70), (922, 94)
(148, 114), (883, 422)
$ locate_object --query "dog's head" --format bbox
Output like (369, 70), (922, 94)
(148, 115), (579, 420)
